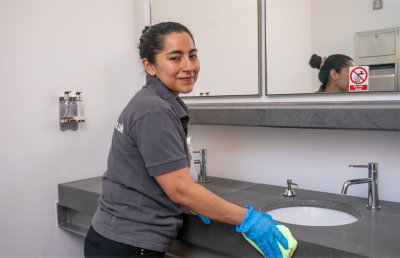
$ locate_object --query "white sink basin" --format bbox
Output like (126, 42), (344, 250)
(267, 206), (359, 226)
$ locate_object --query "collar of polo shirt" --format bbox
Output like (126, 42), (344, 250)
(145, 74), (189, 119)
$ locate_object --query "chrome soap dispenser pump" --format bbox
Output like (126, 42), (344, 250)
(283, 179), (299, 197)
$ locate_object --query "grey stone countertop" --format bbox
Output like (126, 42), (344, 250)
(58, 176), (400, 258)
(186, 101), (400, 130)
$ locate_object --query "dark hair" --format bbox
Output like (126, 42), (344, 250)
(138, 22), (195, 65)
(309, 54), (353, 86)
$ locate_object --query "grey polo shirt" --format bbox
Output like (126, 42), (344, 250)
(92, 75), (190, 252)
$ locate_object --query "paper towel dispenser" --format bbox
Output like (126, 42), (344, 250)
(356, 28), (399, 91)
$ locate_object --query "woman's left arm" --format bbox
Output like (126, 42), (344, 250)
(155, 168), (289, 258)
(154, 167), (247, 226)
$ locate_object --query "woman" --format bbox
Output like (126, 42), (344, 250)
(310, 54), (355, 92)
(84, 22), (288, 258)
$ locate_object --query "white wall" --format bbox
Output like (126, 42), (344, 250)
(266, 0), (312, 94)
(0, 0), (149, 257)
(311, 0), (400, 91)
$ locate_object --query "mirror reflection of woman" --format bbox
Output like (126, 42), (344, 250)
(310, 54), (355, 92)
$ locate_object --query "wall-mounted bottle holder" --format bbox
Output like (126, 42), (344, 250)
(59, 91), (85, 132)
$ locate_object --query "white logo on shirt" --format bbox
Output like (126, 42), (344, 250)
(115, 122), (124, 134)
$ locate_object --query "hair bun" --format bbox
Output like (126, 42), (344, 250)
(309, 54), (322, 69)
(142, 25), (151, 35)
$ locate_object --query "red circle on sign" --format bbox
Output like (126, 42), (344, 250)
(350, 67), (368, 84)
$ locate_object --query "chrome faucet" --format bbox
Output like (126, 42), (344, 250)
(194, 149), (209, 183)
(341, 163), (380, 210)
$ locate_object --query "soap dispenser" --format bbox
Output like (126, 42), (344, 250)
(59, 91), (72, 123)
(187, 137), (198, 183)
(283, 179), (299, 197)
(72, 92), (85, 122)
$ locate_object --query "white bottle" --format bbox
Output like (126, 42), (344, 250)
(187, 137), (198, 183)
(73, 92), (85, 122)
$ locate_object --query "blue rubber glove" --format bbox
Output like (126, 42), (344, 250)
(190, 210), (211, 224)
(236, 205), (288, 258)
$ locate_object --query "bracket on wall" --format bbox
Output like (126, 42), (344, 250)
(60, 122), (78, 131)
(373, 0), (383, 10)
(56, 202), (90, 237)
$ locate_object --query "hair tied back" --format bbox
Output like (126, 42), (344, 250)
(137, 22), (195, 65)
(319, 56), (327, 69)
(141, 25), (151, 35)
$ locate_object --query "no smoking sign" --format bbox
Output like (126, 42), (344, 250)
(349, 66), (369, 91)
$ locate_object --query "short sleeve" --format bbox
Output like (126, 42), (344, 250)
(134, 108), (188, 176)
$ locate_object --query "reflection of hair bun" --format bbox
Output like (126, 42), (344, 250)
(309, 54), (322, 69)
(141, 25), (151, 35)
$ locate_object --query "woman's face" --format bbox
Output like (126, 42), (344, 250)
(332, 61), (356, 91)
(146, 32), (200, 98)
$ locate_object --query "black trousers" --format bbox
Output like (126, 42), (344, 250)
(84, 225), (166, 258)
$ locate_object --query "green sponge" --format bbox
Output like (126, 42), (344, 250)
(242, 225), (297, 258)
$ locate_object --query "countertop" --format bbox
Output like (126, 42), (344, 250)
(58, 176), (400, 257)
(187, 101), (400, 130)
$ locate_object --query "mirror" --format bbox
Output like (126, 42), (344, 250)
(151, 0), (262, 97)
(266, 0), (400, 95)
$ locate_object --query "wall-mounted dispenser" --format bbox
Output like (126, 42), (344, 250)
(356, 27), (399, 91)
(59, 91), (85, 131)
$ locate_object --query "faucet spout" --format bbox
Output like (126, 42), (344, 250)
(341, 178), (372, 194)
